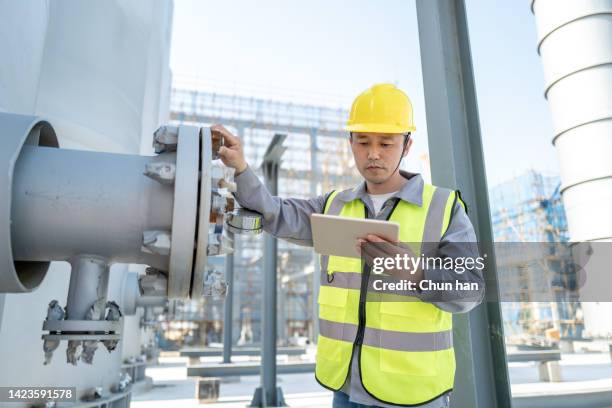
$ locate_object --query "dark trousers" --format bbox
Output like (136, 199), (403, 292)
(332, 391), (383, 408)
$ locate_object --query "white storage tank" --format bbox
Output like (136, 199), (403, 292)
(0, 0), (173, 404)
(531, 0), (612, 336)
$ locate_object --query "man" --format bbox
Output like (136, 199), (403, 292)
(214, 83), (484, 407)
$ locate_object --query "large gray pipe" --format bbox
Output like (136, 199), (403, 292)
(11, 145), (174, 269)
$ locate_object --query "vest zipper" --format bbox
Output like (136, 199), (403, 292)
(355, 269), (369, 346)
(356, 199), (396, 346)
(354, 204), (369, 346)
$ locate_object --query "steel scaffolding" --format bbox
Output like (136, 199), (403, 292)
(169, 87), (362, 347)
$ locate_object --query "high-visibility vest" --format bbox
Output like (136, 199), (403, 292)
(315, 183), (460, 406)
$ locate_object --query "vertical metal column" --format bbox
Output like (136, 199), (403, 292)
(415, 1), (511, 407)
(0, 295), (5, 331)
(223, 230), (235, 364)
(223, 125), (244, 364)
(310, 129), (320, 341)
(278, 272), (287, 342)
(251, 134), (287, 407)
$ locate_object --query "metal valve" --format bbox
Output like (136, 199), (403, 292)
(226, 208), (264, 235)
(202, 269), (228, 298)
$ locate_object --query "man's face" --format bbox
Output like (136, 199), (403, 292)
(350, 132), (411, 184)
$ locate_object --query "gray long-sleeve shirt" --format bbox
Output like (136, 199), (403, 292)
(232, 166), (484, 407)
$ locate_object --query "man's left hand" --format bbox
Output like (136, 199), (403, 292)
(356, 234), (423, 283)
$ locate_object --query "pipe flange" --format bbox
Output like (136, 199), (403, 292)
(42, 333), (121, 341)
(0, 113), (58, 293)
(43, 319), (122, 332)
(167, 126), (199, 298)
(191, 127), (213, 298)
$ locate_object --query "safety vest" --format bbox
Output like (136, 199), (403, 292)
(315, 183), (459, 406)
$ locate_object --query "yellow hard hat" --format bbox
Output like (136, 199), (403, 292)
(345, 83), (416, 133)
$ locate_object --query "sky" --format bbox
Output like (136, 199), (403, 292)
(170, 0), (559, 186)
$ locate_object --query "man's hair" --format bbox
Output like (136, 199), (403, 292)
(349, 132), (411, 147)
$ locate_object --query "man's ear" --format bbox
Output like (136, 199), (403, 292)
(402, 137), (412, 157)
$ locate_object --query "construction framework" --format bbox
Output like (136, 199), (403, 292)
(170, 87), (362, 346)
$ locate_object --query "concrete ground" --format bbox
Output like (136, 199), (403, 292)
(131, 356), (333, 407)
(131, 353), (612, 407)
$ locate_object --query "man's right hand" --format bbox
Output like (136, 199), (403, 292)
(212, 124), (248, 175)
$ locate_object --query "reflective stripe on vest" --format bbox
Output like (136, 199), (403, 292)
(315, 183), (457, 406)
(319, 318), (453, 352)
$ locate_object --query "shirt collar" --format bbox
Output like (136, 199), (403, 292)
(336, 170), (424, 207)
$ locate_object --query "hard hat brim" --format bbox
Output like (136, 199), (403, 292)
(344, 123), (416, 134)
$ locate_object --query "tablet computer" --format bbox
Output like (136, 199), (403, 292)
(310, 213), (400, 259)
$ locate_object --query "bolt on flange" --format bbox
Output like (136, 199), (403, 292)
(153, 125), (179, 153)
(141, 230), (172, 256)
(144, 161), (176, 184)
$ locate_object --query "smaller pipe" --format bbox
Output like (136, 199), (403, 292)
(65, 255), (109, 320)
(136, 295), (167, 308)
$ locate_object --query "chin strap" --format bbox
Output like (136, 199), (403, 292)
(389, 133), (411, 177)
